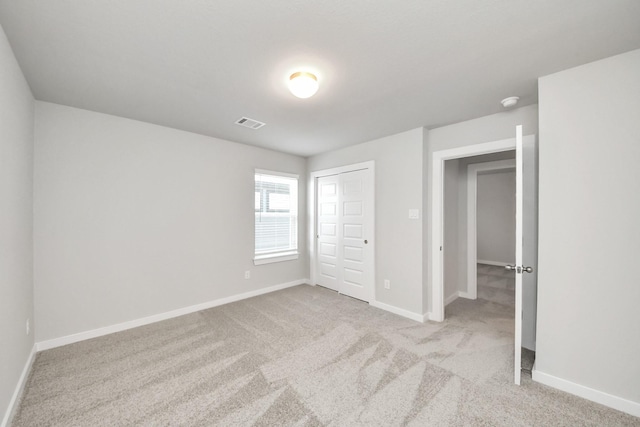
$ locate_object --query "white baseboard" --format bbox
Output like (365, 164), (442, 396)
(458, 291), (475, 300)
(425, 311), (440, 322)
(369, 300), (425, 323)
(444, 293), (458, 306)
(445, 291), (477, 307)
(1, 344), (36, 427)
(426, 291), (477, 322)
(36, 279), (309, 351)
(532, 368), (640, 418)
(477, 259), (511, 267)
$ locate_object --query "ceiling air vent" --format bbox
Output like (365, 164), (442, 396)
(235, 117), (266, 129)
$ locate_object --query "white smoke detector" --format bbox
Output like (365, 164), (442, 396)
(501, 96), (520, 108)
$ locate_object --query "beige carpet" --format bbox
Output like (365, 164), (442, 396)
(12, 265), (639, 426)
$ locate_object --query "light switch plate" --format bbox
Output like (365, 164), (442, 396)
(408, 209), (419, 219)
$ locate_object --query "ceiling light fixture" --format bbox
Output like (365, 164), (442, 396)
(501, 96), (520, 108)
(288, 72), (319, 98)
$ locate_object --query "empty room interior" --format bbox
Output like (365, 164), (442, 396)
(1, 1), (640, 425)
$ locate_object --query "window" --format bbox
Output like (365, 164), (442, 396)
(254, 170), (298, 265)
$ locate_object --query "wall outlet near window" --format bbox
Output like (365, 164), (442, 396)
(244, 270), (251, 279)
(26, 319), (30, 335)
(384, 279), (390, 289)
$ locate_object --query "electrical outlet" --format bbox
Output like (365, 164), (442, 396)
(26, 319), (30, 335)
(244, 270), (251, 279)
(384, 279), (390, 289)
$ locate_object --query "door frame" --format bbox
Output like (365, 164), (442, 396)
(466, 159), (516, 300)
(430, 138), (517, 322)
(309, 161), (375, 302)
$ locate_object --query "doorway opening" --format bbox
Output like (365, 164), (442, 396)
(430, 137), (518, 322)
(442, 155), (518, 353)
(430, 128), (538, 385)
(442, 155), (516, 307)
(466, 159), (516, 300)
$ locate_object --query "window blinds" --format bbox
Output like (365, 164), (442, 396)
(255, 171), (298, 256)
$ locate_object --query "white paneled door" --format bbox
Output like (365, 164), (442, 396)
(316, 168), (373, 302)
(317, 175), (340, 292)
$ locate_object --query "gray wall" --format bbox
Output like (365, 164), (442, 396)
(34, 102), (308, 342)
(0, 24), (34, 423)
(308, 128), (424, 315)
(537, 49), (640, 404)
(477, 171), (516, 264)
(424, 105), (538, 313)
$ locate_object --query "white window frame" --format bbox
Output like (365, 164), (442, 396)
(254, 169), (299, 265)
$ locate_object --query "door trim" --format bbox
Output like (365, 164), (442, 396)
(430, 138), (516, 322)
(309, 161), (375, 303)
(466, 159), (516, 300)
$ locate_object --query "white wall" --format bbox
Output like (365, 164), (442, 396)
(424, 104), (538, 313)
(536, 49), (640, 409)
(34, 102), (308, 342)
(308, 129), (423, 316)
(477, 170), (516, 264)
(0, 24), (34, 424)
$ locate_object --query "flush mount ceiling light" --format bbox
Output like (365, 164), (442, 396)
(501, 96), (520, 108)
(288, 72), (319, 98)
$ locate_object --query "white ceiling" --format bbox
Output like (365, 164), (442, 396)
(1, 1), (639, 157)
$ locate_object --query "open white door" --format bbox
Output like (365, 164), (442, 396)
(508, 125), (536, 385)
(514, 125), (524, 385)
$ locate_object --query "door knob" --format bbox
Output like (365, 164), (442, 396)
(364, 240), (368, 244)
(505, 265), (533, 273)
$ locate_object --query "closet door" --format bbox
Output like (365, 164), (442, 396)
(316, 169), (373, 302)
(338, 170), (371, 302)
(316, 175), (340, 291)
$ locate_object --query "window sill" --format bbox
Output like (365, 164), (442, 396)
(254, 251), (299, 266)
